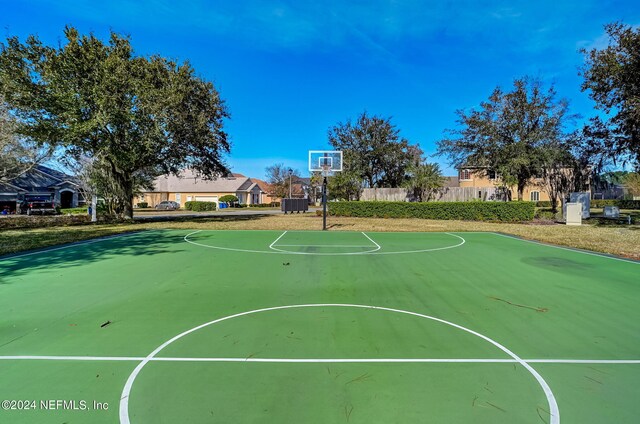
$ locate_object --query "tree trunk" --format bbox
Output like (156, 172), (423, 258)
(122, 177), (134, 220)
(517, 180), (526, 201)
(550, 196), (558, 214)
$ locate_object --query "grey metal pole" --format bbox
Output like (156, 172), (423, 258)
(91, 194), (97, 222)
(322, 176), (327, 231)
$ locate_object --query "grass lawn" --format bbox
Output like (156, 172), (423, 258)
(1, 213), (639, 260)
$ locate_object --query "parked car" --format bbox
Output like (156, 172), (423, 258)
(19, 200), (58, 215)
(155, 201), (180, 211)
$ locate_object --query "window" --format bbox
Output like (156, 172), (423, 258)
(530, 191), (540, 202)
(459, 169), (471, 181)
(488, 170), (496, 180)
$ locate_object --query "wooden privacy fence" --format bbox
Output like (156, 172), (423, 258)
(361, 187), (505, 202)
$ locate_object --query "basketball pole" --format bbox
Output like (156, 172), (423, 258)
(322, 176), (327, 231)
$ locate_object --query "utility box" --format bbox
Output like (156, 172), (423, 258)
(282, 198), (308, 213)
(569, 192), (590, 218)
(603, 206), (620, 218)
(565, 203), (583, 226)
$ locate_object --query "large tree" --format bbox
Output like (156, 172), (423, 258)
(0, 96), (51, 181)
(437, 77), (573, 200)
(265, 163), (301, 198)
(0, 27), (230, 218)
(581, 22), (640, 169)
(328, 112), (421, 188)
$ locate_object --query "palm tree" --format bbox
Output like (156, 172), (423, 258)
(403, 162), (446, 202)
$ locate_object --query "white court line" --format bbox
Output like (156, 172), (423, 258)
(273, 245), (376, 248)
(119, 303), (559, 424)
(267, 231), (381, 255)
(268, 231), (288, 250)
(361, 232), (381, 251)
(1, 355), (639, 364)
(185, 231), (463, 256)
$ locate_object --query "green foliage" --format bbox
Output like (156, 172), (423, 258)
(0, 27), (230, 219)
(622, 173), (640, 197)
(536, 201), (552, 207)
(437, 77), (574, 200)
(535, 208), (557, 220)
(581, 22), (640, 168)
(60, 207), (89, 214)
(265, 164), (301, 198)
(184, 201), (216, 211)
(219, 195), (238, 203)
(327, 170), (362, 201)
(328, 201), (535, 222)
(0, 214), (90, 229)
(402, 161), (446, 201)
(248, 203), (280, 208)
(591, 199), (640, 209)
(328, 112), (421, 188)
(136, 202), (148, 208)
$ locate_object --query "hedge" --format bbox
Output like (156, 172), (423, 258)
(184, 201), (216, 211)
(591, 199), (640, 209)
(328, 201), (536, 222)
(248, 203), (280, 208)
(535, 199), (640, 209)
(136, 202), (148, 208)
(0, 214), (91, 229)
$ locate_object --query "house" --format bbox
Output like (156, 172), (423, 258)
(0, 165), (83, 213)
(250, 178), (280, 205)
(136, 170), (267, 208)
(456, 167), (552, 201)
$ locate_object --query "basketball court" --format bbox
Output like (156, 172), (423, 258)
(0, 229), (639, 423)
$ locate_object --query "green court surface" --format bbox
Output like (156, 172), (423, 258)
(0, 230), (638, 423)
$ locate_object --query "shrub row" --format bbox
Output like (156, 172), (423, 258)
(60, 207), (89, 215)
(0, 214), (91, 229)
(248, 203), (281, 208)
(536, 199), (640, 209)
(184, 201), (216, 211)
(328, 201), (536, 222)
(136, 202), (149, 208)
(591, 199), (640, 209)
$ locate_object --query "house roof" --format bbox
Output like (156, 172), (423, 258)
(251, 178), (273, 194)
(2, 165), (77, 192)
(151, 169), (260, 193)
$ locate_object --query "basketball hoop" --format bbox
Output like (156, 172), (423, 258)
(308, 150), (343, 231)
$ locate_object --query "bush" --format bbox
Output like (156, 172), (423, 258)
(328, 201), (536, 222)
(0, 214), (91, 229)
(184, 201), (216, 211)
(591, 199), (640, 209)
(248, 203), (280, 208)
(536, 201), (552, 207)
(136, 202), (148, 208)
(535, 208), (557, 220)
(61, 207), (89, 215)
(219, 195), (238, 203)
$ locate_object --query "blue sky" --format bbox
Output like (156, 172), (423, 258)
(2, 1), (638, 178)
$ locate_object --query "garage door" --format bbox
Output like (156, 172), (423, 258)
(195, 196), (218, 203)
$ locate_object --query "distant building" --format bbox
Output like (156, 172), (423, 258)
(135, 170), (269, 208)
(0, 165), (83, 213)
(457, 167), (550, 201)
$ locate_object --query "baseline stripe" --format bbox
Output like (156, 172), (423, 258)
(1, 355), (638, 364)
